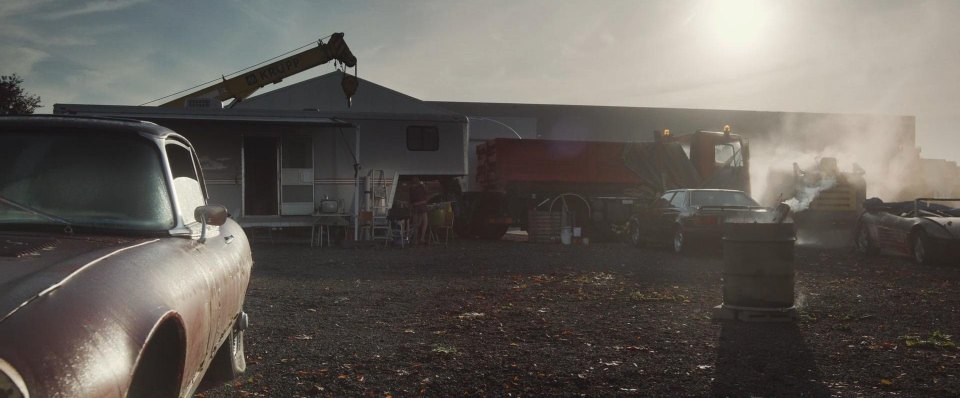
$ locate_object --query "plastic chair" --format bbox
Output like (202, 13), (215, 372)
(429, 203), (455, 246)
(386, 207), (411, 248)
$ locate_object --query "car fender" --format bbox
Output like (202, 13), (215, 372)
(0, 236), (230, 397)
(915, 220), (953, 240)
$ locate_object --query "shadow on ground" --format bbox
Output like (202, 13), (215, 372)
(711, 321), (830, 397)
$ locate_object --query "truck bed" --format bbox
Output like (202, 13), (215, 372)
(476, 138), (641, 194)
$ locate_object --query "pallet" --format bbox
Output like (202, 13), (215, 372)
(711, 304), (798, 323)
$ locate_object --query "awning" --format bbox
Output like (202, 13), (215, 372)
(53, 103), (354, 127)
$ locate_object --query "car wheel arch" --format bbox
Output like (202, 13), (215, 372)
(854, 221), (879, 255)
(908, 226), (927, 247)
(909, 226), (937, 264)
(672, 223), (686, 254)
(126, 311), (186, 398)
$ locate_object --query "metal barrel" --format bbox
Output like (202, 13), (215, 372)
(528, 211), (561, 243)
(721, 222), (797, 309)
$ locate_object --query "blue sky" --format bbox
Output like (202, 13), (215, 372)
(2, 0), (959, 162)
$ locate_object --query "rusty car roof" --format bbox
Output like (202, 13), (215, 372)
(0, 115), (175, 138)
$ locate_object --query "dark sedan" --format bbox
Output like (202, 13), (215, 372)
(630, 189), (771, 253)
(0, 116), (252, 397)
(855, 197), (960, 265)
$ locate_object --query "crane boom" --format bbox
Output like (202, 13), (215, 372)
(160, 32), (357, 108)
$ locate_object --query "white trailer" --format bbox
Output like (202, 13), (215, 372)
(53, 104), (468, 232)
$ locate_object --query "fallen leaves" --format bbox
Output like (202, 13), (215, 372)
(899, 331), (957, 350)
(629, 290), (690, 303)
(572, 272), (616, 286)
(458, 312), (486, 320)
(431, 344), (458, 354)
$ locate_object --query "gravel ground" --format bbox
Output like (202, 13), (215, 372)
(199, 239), (960, 397)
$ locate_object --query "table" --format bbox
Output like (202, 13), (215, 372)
(311, 214), (350, 247)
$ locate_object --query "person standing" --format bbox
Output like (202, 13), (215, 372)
(408, 176), (429, 245)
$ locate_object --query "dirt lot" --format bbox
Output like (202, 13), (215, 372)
(200, 239), (959, 397)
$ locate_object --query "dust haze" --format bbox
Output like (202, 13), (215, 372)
(751, 114), (920, 208)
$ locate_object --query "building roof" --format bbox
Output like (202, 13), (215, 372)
(52, 104), (353, 127)
(429, 100), (916, 150)
(236, 72), (465, 123)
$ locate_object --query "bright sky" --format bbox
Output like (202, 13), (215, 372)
(2, 0), (958, 162)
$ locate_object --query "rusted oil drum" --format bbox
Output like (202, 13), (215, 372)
(528, 211), (561, 243)
(721, 222), (797, 308)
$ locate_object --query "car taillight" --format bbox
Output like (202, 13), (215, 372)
(697, 216), (719, 225)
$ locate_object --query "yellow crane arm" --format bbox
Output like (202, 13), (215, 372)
(160, 33), (357, 108)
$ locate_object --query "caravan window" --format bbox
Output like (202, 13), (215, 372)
(407, 126), (439, 151)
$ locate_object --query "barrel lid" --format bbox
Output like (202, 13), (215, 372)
(722, 222), (797, 242)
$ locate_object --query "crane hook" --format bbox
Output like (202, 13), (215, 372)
(341, 64), (358, 108)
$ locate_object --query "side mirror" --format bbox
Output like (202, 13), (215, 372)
(195, 205), (228, 226)
(194, 205), (228, 244)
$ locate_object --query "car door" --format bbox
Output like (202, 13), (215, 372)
(166, 141), (238, 363)
(876, 210), (912, 253)
(658, 190), (687, 242)
(641, 191), (677, 242)
(638, 192), (674, 242)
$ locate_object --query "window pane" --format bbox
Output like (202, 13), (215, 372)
(167, 144), (205, 224)
(715, 142), (742, 167)
(670, 191), (686, 207)
(406, 126), (439, 151)
(690, 191), (758, 207)
(281, 185), (313, 202)
(654, 192), (675, 208)
(406, 129), (421, 150)
(282, 135), (312, 168)
(422, 128), (439, 151)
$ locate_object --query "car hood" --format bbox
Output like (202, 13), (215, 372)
(924, 217), (960, 238)
(0, 233), (153, 323)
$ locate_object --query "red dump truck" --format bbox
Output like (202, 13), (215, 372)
(455, 128), (751, 240)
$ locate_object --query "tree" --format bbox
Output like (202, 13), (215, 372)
(1, 74), (42, 115)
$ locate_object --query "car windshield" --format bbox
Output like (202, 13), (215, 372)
(689, 191), (759, 207)
(0, 130), (175, 231)
(915, 200), (960, 217)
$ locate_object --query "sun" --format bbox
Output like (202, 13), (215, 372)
(703, 0), (772, 51)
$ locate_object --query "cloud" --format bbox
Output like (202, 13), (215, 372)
(0, 45), (49, 74)
(0, 0), (55, 18)
(0, 24), (97, 47)
(42, 0), (148, 20)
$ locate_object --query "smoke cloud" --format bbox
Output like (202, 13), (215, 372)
(783, 173), (836, 213)
(750, 113), (919, 208)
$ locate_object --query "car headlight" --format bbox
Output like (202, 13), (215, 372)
(0, 358), (29, 398)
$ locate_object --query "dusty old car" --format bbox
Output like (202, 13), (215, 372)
(0, 116), (252, 397)
(855, 197), (960, 265)
(629, 189), (775, 253)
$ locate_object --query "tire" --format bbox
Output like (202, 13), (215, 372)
(673, 228), (686, 255)
(206, 319), (246, 383)
(854, 224), (879, 256)
(912, 231), (934, 265)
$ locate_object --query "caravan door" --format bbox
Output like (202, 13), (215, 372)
(243, 135), (279, 216)
(280, 135), (315, 215)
